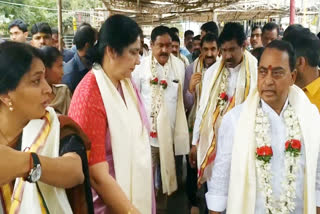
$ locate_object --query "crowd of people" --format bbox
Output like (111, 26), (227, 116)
(0, 13), (320, 214)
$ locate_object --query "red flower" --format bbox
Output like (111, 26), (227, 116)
(219, 92), (228, 101)
(256, 146), (273, 156)
(160, 80), (168, 89)
(150, 131), (157, 138)
(285, 141), (290, 150)
(291, 139), (301, 150)
(150, 77), (159, 85)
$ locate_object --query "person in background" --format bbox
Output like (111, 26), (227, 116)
(200, 21), (219, 39)
(187, 35), (201, 63)
(51, 28), (74, 63)
(30, 22), (53, 49)
(180, 30), (194, 56)
(261, 22), (279, 47)
(250, 25), (262, 50)
(171, 32), (190, 67)
(41, 46), (72, 115)
(283, 28), (320, 112)
(62, 26), (96, 93)
(183, 33), (219, 214)
(251, 47), (265, 63)
(169, 27), (179, 37)
(8, 19), (28, 43)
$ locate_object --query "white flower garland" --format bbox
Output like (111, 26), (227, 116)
(149, 56), (169, 138)
(217, 69), (230, 112)
(255, 103), (302, 214)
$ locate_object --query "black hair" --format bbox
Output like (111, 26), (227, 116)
(193, 35), (201, 41)
(200, 21), (219, 36)
(151, 25), (170, 43)
(200, 33), (218, 47)
(218, 22), (246, 47)
(283, 30), (320, 67)
(184, 30), (194, 38)
(170, 32), (180, 44)
(40, 46), (62, 68)
(73, 26), (96, 50)
(95, 14), (142, 63)
(0, 42), (43, 94)
(31, 22), (52, 36)
(262, 22), (279, 36)
(169, 27), (179, 35)
(283, 24), (303, 38)
(317, 32), (320, 40)
(251, 25), (261, 33)
(264, 40), (296, 72)
(8, 19), (28, 32)
(51, 28), (58, 35)
(251, 47), (264, 63)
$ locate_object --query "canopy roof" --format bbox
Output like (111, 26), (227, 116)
(101, 0), (240, 25)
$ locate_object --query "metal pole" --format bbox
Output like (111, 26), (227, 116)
(57, 0), (63, 51)
(290, 0), (295, 25)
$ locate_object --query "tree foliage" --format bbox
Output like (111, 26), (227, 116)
(0, 0), (103, 35)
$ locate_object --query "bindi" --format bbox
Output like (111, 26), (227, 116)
(268, 65), (273, 71)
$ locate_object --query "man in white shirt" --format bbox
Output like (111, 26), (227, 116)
(189, 22), (257, 186)
(132, 25), (189, 214)
(207, 40), (320, 214)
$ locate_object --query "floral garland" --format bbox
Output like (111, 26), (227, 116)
(217, 69), (230, 112)
(149, 57), (169, 138)
(255, 103), (302, 214)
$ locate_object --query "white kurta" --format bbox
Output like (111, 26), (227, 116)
(191, 62), (241, 146)
(132, 54), (185, 147)
(205, 99), (320, 213)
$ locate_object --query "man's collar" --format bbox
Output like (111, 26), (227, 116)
(303, 76), (320, 96)
(261, 98), (289, 118)
(226, 62), (241, 72)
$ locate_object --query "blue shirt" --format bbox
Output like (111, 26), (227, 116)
(180, 47), (190, 56)
(62, 52), (89, 93)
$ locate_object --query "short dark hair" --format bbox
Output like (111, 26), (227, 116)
(200, 21), (219, 36)
(0, 42), (43, 94)
(51, 27), (58, 35)
(8, 19), (28, 32)
(74, 26), (96, 50)
(264, 40), (296, 72)
(262, 22), (279, 36)
(218, 22), (246, 47)
(193, 35), (201, 41)
(31, 22), (52, 36)
(283, 30), (320, 67)
(40, 46), (62, 68)
(95, 14), (141, 63)
(169, 27), (179, 35)
(184, 30), (194, 38)
(251, 25), (261, 33)
(200, 33), (218, 48)
(151, 26), (170, 43)
(283, 24), (304, 38)
(170, 32), (180, 44)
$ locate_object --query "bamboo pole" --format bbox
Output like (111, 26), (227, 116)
(57, 0), (63, 51)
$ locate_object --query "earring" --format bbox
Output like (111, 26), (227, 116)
(8, 101), (13, 112)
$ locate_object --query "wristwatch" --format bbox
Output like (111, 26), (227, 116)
(26, 152), (42, 183)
